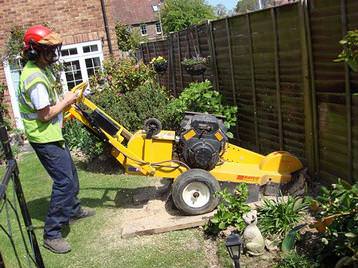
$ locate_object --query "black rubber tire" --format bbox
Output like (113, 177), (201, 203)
(144, 118), (162, 137)
(172, 169), (220, 215)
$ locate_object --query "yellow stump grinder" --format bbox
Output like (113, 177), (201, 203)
(65, 82), (305, 215)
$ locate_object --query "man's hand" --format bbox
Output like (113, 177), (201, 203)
(63, 91), (79, 106)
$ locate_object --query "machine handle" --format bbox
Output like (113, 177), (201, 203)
(70, 81), (89, 101)
(63, 81), (88, 122)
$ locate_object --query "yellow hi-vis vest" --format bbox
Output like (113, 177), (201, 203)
(18, 61), (63, 143)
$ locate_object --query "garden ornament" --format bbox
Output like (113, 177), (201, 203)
(242, 210), (265, 256)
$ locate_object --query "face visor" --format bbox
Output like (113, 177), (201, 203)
(38, 31), (63, 64)
(42, 44), (62, 64)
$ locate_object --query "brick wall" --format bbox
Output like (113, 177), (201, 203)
(132, 21), (164, 42)
(0, 0), (119, 123)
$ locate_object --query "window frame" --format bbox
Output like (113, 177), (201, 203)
(140, 24), (148, 36)
(59, 40), (104, 91)
(155, 21), (162, 34)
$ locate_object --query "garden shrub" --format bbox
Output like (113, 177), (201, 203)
(63, 120), (104, 160)
(257, 195), (308, 239)
(63, 57), (160, 158)
(275, 251), (319, 268)
(335, 29), (358, 72)
(89, 57), (155, 95)
(311, 179), (358, 263)
(205, 184), (251, 235)
(0, 83), (11, 164)
(165, 80), (237, 136)
(115, 22), (146, 52)
(91, 82), (171, 132)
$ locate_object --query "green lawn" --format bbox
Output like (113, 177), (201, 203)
(0, 153), (209, 268)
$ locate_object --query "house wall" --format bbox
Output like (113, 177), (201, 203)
(0, 0), (119, 123)
(132, 21), (164, 42)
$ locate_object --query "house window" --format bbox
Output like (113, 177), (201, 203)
(155, 22), (162, 34)
(140, 24), (147, 36)
(59, 40), (103, 91)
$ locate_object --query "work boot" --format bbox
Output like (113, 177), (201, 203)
(69, 208), (96, 224)
(44, 237), (71, 254)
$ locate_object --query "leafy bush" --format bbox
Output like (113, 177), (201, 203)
(0, 83), (11, 130)
(205, 184), (251, 235)
(63, 120), (104, 160)
(166, 80), (237, 135)
(90, 83), (171, 132)
(335, 29), (358, 72)
(115, 22), (146, 52)
(258, 196), (308, 238)
(2, 25), (25, 62)
(276, 251), (319, 268)
(311, 179), (358, 261)
(161, 0), (215, 33)
(89, 57), (155, 95)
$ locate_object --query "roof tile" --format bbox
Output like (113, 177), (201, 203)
(110, 0), (162, 25)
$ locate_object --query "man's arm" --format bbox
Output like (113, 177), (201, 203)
(37, 91), (78, 122)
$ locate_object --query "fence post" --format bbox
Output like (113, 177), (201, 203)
(299, 0), (317, 176)
(186, 29), (193, 82)
(169, 33), (177, 96)
(340, 0), (352, 182)
(194, 25), (205, 82)
(208, 21), (219, 91)
(145, 43), (150, 64)
(177, 32), (184, 91)
(271, 8), (283, 150)
(246, 13), (259, 152)
(152, 42), (157, 57)
(140, 44), (144, 62)
(225, 17), (239, 141)
(225, 18), (237, 106)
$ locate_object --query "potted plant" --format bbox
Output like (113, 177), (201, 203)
(150, 56), (168, 74)
(181, 56), (207, 75)
(334, 29), (358, 72)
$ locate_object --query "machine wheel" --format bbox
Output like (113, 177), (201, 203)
(172, 169), (220, 215)
(144, 118), (162, 138)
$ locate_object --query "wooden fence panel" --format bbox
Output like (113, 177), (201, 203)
(212, 19), (235, 105)
(138, 0), (358, 183)
(277, 4), (305, 160)
(309, 0), (356, 183)
(230, 15), (257, 151)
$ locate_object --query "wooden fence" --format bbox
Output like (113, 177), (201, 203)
(139, 0), (358, 184)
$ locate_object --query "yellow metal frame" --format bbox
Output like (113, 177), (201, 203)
(66, 82), (303, 186)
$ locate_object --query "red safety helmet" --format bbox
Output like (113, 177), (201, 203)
(23, 25), (62, 63)
(24, 25), (62, 50)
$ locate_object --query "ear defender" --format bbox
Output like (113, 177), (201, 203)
(27, 42), (39, 60)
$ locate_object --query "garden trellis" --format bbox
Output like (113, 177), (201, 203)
(0, 111), (44, 268)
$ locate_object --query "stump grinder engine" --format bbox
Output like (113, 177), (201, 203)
(65, 82), (307, 216)
(178, 112), (227, 171)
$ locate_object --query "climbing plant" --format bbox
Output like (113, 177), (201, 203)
(2, 26), (25, 62)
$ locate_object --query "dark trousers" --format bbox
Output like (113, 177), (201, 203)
(31, 141), (81, 239)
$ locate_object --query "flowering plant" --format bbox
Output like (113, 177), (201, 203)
(150, 56), (167, 65)
(181, 56), (207, 66)
(150, 56), (168, 74)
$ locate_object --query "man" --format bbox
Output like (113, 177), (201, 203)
(18, 25), (94, 254)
